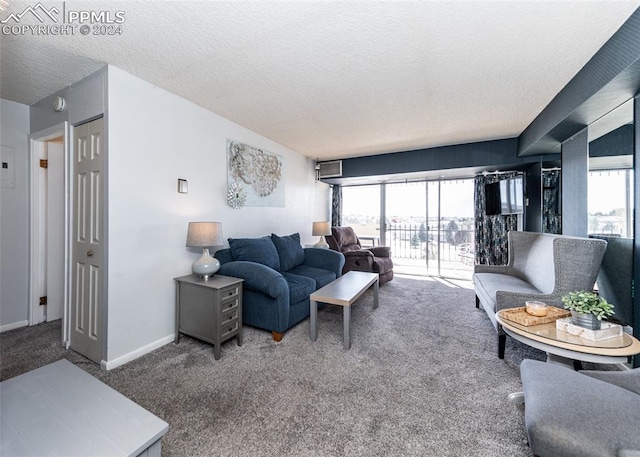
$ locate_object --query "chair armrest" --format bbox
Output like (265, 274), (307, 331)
(218, 261), (287, 299)
(343, 250), (374, 270)
(344, 250), (374, 258)
(303, 248), (345, 277)
(368, 246), (391, 257)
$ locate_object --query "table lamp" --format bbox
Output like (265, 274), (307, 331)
(186, 222), (224, 279)
(312, 221), (331, 248)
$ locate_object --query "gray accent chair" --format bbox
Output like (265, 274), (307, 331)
(473, 231), (607, 358)
(520, 359), (640, 457)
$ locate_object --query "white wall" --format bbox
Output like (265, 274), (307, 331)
(106, 65), (330, 366)
(0, 99), (30, 331)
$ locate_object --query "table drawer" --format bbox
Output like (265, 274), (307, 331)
(220, 320), (239, 340)
(220, 307), (239, 326)
(220, 285), (240, 302)
(220, 297), (239, 315)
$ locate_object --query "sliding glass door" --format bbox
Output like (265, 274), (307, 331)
(438, 179), (475, 279)
(385, 182), (428, 275)
(342, 179), (475, 280)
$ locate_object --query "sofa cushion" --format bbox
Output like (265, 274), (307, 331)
(282, 272), (316, 304)
(271, 233), (305, 272)
(288, 265), (336, 289)
(228, 236), (280, 271)
(473, 272), (541, 312)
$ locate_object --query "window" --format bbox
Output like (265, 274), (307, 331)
(588, 169), (633, 238)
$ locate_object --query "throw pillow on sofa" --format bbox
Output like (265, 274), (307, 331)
(228, 236), (280, 271)
(271, 233), (305, 272)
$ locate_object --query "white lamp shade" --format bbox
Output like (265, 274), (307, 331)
(186, 222), (224, 247)
(312, 221), (331, 236)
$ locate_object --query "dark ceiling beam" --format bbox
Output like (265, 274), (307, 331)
(518, 8), (640, 156)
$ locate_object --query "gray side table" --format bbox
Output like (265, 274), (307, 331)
(174, 274), (243, 360)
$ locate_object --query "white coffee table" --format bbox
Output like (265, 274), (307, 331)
(309, 271), (379, 349)
(1, 359), (169, 457)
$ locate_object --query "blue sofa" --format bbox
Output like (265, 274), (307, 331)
(214, 233), (345, 341)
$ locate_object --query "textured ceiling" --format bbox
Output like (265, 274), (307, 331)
(1, 1), (639, 160)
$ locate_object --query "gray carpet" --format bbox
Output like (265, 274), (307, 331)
(1, 276), (547, 456)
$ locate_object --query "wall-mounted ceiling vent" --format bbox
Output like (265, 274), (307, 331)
(318, 160), (342, 178)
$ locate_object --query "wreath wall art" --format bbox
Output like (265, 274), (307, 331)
(227, 139), (285, 207)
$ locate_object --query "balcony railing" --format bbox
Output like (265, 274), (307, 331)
(385, 224), (475, 279)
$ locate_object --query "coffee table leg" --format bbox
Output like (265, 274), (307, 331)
(310, 299), (318, 342)
(373, 278), (379, 309)
(546, 353), (574, 367)
(343, 305), (351, 350)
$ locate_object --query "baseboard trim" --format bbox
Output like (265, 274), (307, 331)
(0, 320), (29, 333)
(101, 334), (175, 371)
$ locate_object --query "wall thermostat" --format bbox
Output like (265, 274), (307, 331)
(53, 96), (66, 112)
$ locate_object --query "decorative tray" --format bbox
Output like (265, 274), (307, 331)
(555, 318), (623, 341)
(500, 306), (571, 326)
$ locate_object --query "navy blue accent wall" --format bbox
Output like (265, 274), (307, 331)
(334, 138), (553, 181)
(562, 130), (589, 237)
(589, 124), (634, 157)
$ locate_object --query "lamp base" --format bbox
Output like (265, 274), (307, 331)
(314, 236), (329, 249)
(192, 247), (220, 280)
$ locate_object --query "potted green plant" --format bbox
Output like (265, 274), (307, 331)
(561, 291), (615, 330)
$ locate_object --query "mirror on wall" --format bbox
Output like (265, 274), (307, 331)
(588, 98), (634, 239)
(586, 98), (634, 332)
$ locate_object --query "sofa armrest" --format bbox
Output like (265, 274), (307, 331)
(218, 261), (287, 299)
(303, 248), (345, 277)
(368, 246), (391, 257)
(474, 264), (513, 274)
(495, 290), (563, 310)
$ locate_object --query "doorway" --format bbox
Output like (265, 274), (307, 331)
(29, 124), (70, 346)
(29, 118), (106, 364)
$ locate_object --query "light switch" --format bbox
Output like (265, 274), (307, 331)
(178, 178), (188, 194)
(1, 146), (15, 189)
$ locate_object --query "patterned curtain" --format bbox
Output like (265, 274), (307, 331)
(474, 172), (519, 265)
(331, 185), (342, 227)
(542, 169), (562, 234)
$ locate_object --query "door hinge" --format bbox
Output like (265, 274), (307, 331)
(40, 159), (48, 169)
(39, 296), (47, 306)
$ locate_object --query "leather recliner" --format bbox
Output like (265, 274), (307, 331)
(326, 226), (393, 284)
